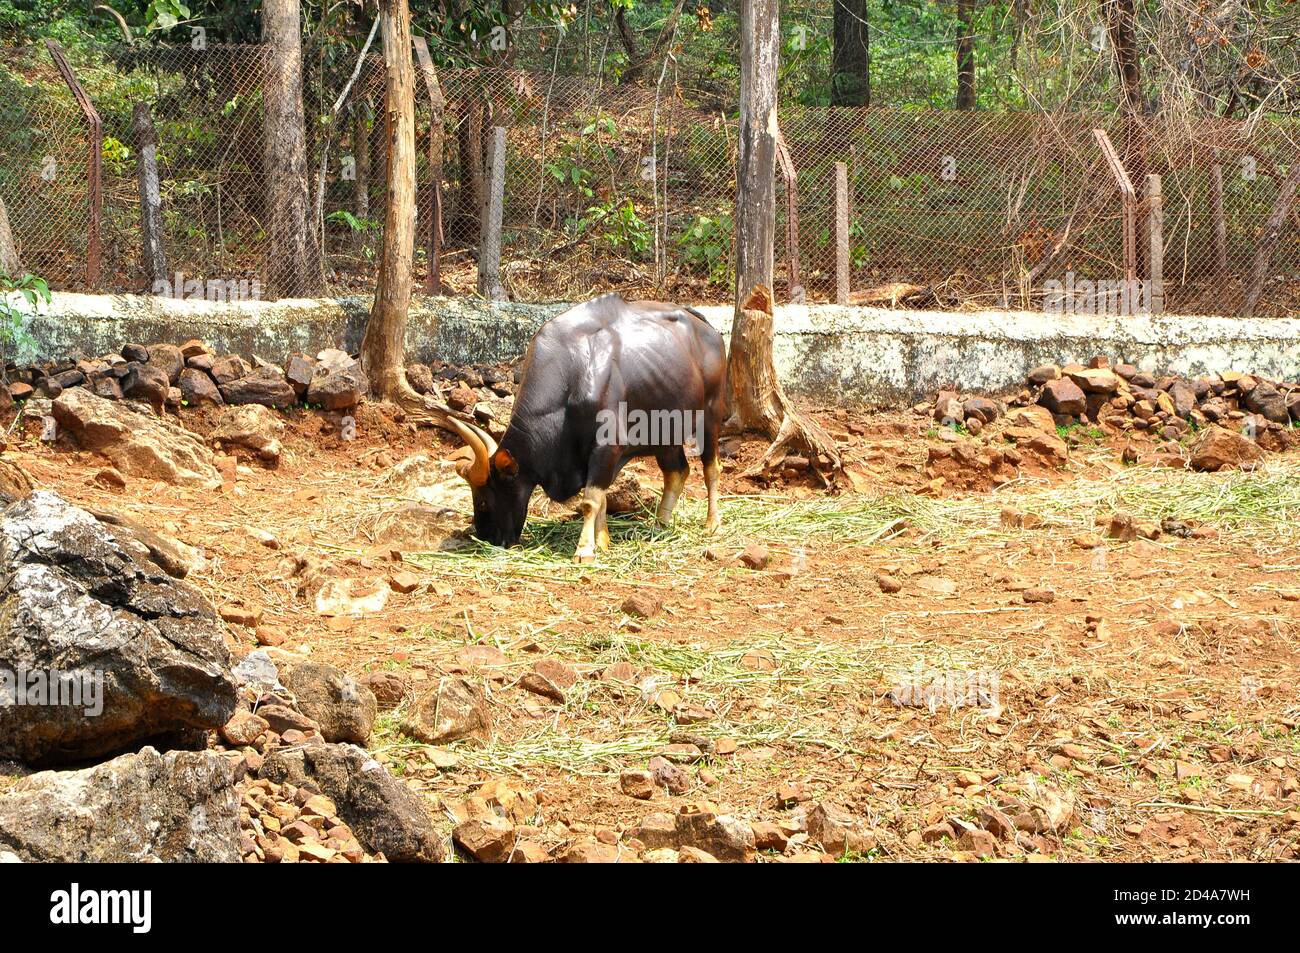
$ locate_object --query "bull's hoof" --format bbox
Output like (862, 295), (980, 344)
(573, 548), (597, 564)
(705, 517), (722, 535)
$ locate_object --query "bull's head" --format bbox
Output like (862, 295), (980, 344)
(447, 418), (531, 547)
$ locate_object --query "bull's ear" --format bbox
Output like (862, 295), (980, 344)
(492, 447), (518, 477)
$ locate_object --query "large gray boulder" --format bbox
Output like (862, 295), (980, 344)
(0, 746), (240, 862)
(0, 491), (237, 765)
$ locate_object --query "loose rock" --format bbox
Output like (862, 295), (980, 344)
(280, 661), (378, 745)
(1190, 426), (1264, 472)
(259, 742), (442, 862)
(52, 388), (221, 486)
(402, 676), (492, 744)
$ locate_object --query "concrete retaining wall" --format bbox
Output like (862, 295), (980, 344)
(13, 291), (1300, 408)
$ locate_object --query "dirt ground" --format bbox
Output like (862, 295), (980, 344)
(6, 399), (1300, 862)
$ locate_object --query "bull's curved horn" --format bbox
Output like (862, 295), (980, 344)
(447, 417), (497, 487)
(466, 418), (498, 460)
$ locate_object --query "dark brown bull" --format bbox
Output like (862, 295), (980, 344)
(447, 294), (727, 561)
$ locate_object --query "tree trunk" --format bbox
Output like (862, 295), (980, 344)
(413, 36), (446, 294)
(1242, 160), (1300, 318)
(728, 0), (840, 475)
(1104, 0), (1147, 272)
(502, 0), (523, 64)
(0, 195), (21, 277)
(353, 101), (371, 256)
(261, 0), (322, 297)
(956, 0), (976, 110)
(361, 0), (418, 400)
(477, 126), (507, 300)
(619, 0), (686, 85)
(613, 4), (639, 68)
(831, 0), (870, 107)
(455, 97), (485, 245)
(733, 0), (779, 319)
(133, 102), (168, 286)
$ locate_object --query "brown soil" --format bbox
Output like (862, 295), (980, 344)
(5, 401), (1299, 862)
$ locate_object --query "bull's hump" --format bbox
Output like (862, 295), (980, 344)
(542, 295), (683, 340)
(543, 294), (622, 333)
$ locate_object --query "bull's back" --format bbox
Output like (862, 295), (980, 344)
(524, 295), (724, 414)
(510, 296), (724, 498)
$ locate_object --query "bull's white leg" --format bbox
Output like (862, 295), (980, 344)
(596, 492), (610, 551)
(574, 486), (607, 563)
(656, 468), (687, 527)
(704, 458), (722, 534)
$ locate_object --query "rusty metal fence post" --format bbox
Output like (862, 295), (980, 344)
(775, 130), (802, 303)
(1093, 128), (1136, 286)
(44, 40), (101, 287)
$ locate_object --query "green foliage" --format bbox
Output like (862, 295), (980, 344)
(326, 209), (378, 233)
(676, 213), (732, 285)
(0, 0), (89, 44)
(425, 2), (577, 67)
(546, 113), (619, 210)
(544, 155), (595, 201)
(101, 135), (132, 177)
(1056, 422), (1106, 444)
(145, 0), (191, 33)
(781, 17), (832, 107)
(579, 116), (617, 143)
(580, 199), (651, 257)
(849, 220), (870, 269)
(0, 271), (49, 361)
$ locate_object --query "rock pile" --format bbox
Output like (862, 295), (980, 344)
(447, 780), (892, 863)
(404, 359), (518, 439)
(4, 341), (367, 414)
(0, 487), (441, 864)
(927, 358), (1299, 474)
(213, 649), (442, 863)
(256, 741), (441, 862)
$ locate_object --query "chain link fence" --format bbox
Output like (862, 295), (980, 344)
(1, 40), (1297, 316)
(0, 43), (101, 284)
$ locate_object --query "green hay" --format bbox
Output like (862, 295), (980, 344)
(404, 458), (1300, 584)
(369, 628), (1029, 775)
